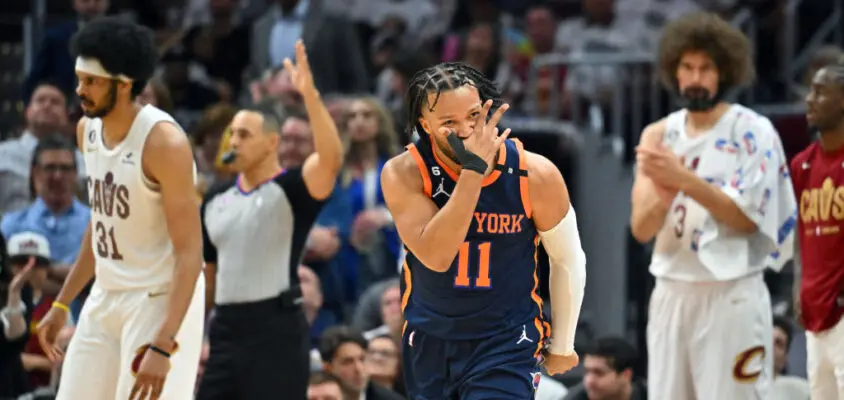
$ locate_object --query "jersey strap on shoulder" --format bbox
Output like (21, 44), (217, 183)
(509, 138), (533, 219)
(406, 143), (433, 197)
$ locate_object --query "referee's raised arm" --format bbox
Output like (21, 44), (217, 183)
(195, 40), (345, 400)
(285, 40), (344, 201)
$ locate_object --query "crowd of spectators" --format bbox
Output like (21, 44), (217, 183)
(0, 0), (840, 398)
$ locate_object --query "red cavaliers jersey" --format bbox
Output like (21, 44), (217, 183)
(792, 142), (844, 332)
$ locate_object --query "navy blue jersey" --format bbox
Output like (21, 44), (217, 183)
(401, 137), (547, 341)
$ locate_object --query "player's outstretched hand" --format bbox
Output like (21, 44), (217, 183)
(130, 348), (171, 400)
(36, 308), (66, 362)
(33, 259), (66, 363)
(283, 40), (316, 97)
(544, 351), (579, 376)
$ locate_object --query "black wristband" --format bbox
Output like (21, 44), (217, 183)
(446, 132), (487, 175)
(148, 345), (171, 358)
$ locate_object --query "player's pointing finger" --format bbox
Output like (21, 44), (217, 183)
(487, 103), (510, 130)
(479, 100), (493, 127)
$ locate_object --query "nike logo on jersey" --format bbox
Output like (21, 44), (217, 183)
(148, 291), (168, 298)
(473, 212), (526, 234)
(122, 152), (135, 165)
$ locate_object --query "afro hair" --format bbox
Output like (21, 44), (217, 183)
(70, 16), (158, 98)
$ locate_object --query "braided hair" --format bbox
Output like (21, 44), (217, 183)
(404, 62), (503, 141)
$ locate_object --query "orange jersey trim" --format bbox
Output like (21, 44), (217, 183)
(530, 234), (548, 348)
(406, 144), (433, 197)
(400, 260), (413, 336)
(511, 138), (533, 219)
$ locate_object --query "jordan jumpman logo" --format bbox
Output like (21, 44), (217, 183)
(517, 324), (534, 344)
(433, 178), (450, 198)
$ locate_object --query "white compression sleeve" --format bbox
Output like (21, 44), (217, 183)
(539, 206), (586, 355)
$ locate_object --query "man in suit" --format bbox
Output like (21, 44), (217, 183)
(24, 0), (109, 100)
(249, 0), (370, 94)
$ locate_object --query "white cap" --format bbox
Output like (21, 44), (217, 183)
(7, 231), (51, 260)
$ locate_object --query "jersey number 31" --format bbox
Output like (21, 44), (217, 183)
(95, 221), (124, 260)
(454, 241), (492, 288)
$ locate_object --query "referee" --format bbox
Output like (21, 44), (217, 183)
(196, 42), (344, 400)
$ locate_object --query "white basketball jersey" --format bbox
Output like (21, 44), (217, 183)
(649, 104), (771, 282)
(82, 105), (192, 291)
(649, 108), (712, 281)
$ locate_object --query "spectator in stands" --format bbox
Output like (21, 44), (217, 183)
(619, 0), (701, 53)
(249, 0), (369, 94)
(192, 103), (237, 189)
(308, 370), (344, 400)
(318, 326), (404, 400)
(24, 0), (109, 100)
(339, 97), (401, 300)
(182, 0), (269, 30)
(0, 83), (81, 214)
(346, 0), (436, 47)
(771, 316), (810, 400)
(136, 78), (175, 114)
(1, 136), (91, 320)
(352, 278), (395, 333)
(299, 265), (323, 325)
(277, 107), (315, 169)
(557, 0), (646, 108)
(375, 50), (434, 137)
(249, 68), (304, 112)
(0, 232), (49, 398)
(564, 336), (646, 400)
(300, 265), (337, 347)
(12, 232), (57, 392)
(363, 279), (401, 343)
(322, 94), (351, 128)
(368, 19), (406, 81)
(182, 0), (251, 97)
(159, 47), (221, 130)
(510, 5), (567, 117)
(446, 21), (518, 104)
(364, 334), (404, 395)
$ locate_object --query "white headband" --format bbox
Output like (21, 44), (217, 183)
(75, 57), (133, 82)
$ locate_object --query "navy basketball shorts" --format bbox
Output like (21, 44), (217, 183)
(401, 320), (545, 400)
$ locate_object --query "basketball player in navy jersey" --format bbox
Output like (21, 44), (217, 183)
(381, 62), (587, 399)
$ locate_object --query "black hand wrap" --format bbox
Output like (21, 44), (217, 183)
(446, 132), (487, 175)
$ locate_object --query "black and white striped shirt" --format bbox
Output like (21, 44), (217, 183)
(201, 168), (324, 304)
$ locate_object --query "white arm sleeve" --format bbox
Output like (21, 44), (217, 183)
(539, 206), (586, 355)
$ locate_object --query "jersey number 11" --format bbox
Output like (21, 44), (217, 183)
(454, 241), (492, 288)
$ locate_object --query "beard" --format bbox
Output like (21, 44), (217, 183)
(679, 85), (720, 112)
(80, 82), (118, 118)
